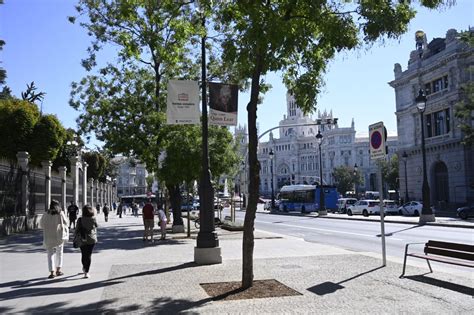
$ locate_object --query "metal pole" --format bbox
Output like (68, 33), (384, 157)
(319, 143), (325, 212)
(377, 163), (387, 266)
(419, 111), (434, 223)
(196, 10), (218, 249)
(404, 159), (409, 202)
(270, 158), (275, 210)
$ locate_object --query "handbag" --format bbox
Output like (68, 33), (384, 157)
(73, 218), (86, 248)
(60, 213), (69, 241)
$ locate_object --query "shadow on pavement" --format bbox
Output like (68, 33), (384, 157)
(146, 296), (214, 314)
(307, 266), (385, 296)
(0, 262), (198, 302)
(404, 275), (474, 296)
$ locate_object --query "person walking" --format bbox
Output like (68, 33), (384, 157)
(142, 200), (155, 242)
(67, 201), (79, 229)
(117, 203), (123, 218)
(157, 205), (167, 240)
(102, 203), (110, 222)
(40, 199), (69, 279)
(75, 204), (98, 279)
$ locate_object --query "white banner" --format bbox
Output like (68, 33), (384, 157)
(209, 82), (238, 126)
(166, 80), (200, 125)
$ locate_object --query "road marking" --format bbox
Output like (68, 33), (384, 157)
(258, 221), (404, 241)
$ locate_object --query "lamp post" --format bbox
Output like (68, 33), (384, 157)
(416, 89), (435, 223)
(269, 149), (275, 210)
(402, 151), (409, 203)
(353, 163), (358, 198)
(316, 131), (326, 215)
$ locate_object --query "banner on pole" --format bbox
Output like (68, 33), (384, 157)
(166, 80), (200, 125)
(209, 82), (238, 126)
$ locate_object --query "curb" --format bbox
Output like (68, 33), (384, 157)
(260, 210), (474, 229)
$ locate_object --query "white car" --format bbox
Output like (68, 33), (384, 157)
(347, 199), (381, 217)
(383, 200), (399, 215)
(398, 201), (423, 216)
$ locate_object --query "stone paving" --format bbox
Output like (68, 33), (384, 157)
(0, 212), (472, 314)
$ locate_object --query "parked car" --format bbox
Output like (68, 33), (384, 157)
(456, 205), (474, 220)
(398, 201), (423, 216)
(347, 199), (380, 217)
(336, 198), (357, 214)
(383, 200), (399, 215)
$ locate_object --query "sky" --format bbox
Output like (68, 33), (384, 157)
(1, 0), (473, 146)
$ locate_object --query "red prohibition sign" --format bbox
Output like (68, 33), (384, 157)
(371, 131), (382, 149)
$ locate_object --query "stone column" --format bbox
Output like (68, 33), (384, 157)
(89, 178), (94, 207)
(82, 162), (88, 207)
(42, 160), (52, 211)
(101, 182), (105, 206)
(96, 182), (100, 207)
(60, 166), (67, 210)
(70, 156), (79, 206)
(16, 152), (30, 216)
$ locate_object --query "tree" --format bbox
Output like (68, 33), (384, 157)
(69, 0), (199, 158)
(333, 166), (361, 196)
(83, 151), (107, 180)
(28, 114), (67, 166)
(380, 154), (399, 191)
(215, 0), (451, 288)
(156, 124), (239, 227)
(21, 82), (46, 104)
(0, 99), (40, 162)
(454, 30), (474, 146)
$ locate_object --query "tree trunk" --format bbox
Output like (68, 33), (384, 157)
(167, 183), (184, 226)
(242, 55), (263, 289)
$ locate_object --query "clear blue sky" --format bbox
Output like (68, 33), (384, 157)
(1, 0), (473, 145)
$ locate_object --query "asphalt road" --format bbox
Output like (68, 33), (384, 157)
(233, 210), (473, 273)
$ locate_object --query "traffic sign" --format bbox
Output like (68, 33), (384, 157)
(369, 122), (386, 160)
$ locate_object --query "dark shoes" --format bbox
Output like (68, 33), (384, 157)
(56, 271), (64, 276)
(48, 274), (55, 279)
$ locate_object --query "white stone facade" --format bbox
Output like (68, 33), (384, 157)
(112, 156), (148, 197)
(389, 28), (474, 209)
(250, 92), (398, 198)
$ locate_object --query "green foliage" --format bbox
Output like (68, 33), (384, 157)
(52, 128), (83, 172)
(0, 99), (40, 161)
(83, 151), (107, 180)
(21, 81), (46, 104)
(332, 165), (361, 196)
(29, 114), (67, 166)
(454, 30), (474, 146)
(0, 38), (6, 85)
(380, 154), (399, 191)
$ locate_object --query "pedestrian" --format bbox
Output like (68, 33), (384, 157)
(133, 203), (139, 217)
(142, 199), (155, 242)
(75, 204), (98, 279)
(102, 203), (110, 222)
(96, 203), (101, 214)
(67, 201), (79, 229)
(157, 204), (167, 240)
(117, 203), (123, 218)
(40, 199), (69, 279)
(113, 201), (117, 212)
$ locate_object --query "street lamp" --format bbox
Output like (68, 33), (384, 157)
(415, 89), (435, 223)
(269, 149), (275, 210)
(402, 151), (409, 203)
(353, 163), (358, 198)
(316, 130), (326, 215)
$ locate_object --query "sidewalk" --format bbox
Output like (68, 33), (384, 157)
(0, 212), (472, 314)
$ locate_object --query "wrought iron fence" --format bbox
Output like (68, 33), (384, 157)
(0, 162), (23, 218)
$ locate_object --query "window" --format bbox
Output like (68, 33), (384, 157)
(425, 75), (448, 95)
(425, 108), (451, 138)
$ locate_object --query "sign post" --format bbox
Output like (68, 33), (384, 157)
(369, 122), (387, 266)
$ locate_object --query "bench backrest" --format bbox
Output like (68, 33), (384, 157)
(424, 240), (474, 261)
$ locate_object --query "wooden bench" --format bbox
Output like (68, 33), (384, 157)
(400, 240), (474, 278)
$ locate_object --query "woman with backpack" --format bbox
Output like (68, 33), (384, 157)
(75, 204), (98, 278)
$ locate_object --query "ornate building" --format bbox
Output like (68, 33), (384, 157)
(240, 92), (398, 199)
(111, 156), (149, 197)
(389, 28), (474, 209)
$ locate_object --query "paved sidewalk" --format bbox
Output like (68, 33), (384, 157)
(0, 212), (472, 314)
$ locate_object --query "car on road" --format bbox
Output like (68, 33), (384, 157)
(336, 198), (358, 214)
(398, 201), (423, 216)
(456, 204), (474, 220)
(347, 199), (380, 217)
(383, 200), (399, 215)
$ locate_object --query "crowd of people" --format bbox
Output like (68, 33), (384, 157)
(39, 198), (170, 280)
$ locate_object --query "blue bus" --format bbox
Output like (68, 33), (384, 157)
(278, 185), (338, 213)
